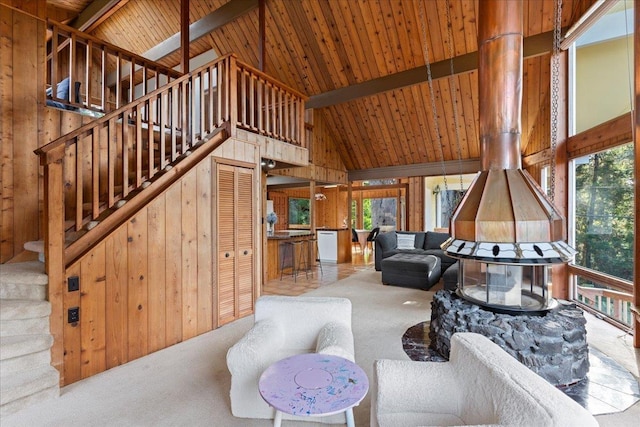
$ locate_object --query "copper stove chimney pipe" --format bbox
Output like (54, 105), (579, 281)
(478, 0), (523, 171)
(444, 0), (573, 258)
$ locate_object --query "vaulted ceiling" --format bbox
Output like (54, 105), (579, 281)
(46, 0), (597, 173)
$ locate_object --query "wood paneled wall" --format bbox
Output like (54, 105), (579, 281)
(407, 177), (425, 231)
(272, 109), (348, 184)
(61, 138), (259, 385)
(0, 0), (46, 262)
(63, 160), (213, 383)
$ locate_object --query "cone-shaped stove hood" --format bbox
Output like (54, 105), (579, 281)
(442, 0), (575, 265)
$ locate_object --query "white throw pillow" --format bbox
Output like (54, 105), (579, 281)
(396, 234), (416, 250)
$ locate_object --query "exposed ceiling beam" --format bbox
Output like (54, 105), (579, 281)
(307, 30), (559, 109)
(348, 159), (481, 181)
(71, 0), (129, 32)
(143, 0), (259, 62)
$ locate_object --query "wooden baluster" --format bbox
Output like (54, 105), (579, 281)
(86, 40), (92, 107)
(217, 62), (223, 126)
(208, 65), (214, 132)
(135, 103), (142, 186)
(229, 56), (237, 138)
(92, 128), (99, 218)
(69, 33), (75, 103)
(129, 57), (135, 104)
(278, 88), (283, 140)
(285, 92), (290, 142)
(171, 86), (178, 161)
(199, 70), (205, 138)
(122, 109), (130, 197)
(51, 25), (58, 99)
(101, 48), (107, 112)
(159, 91), (166, 169)
(182, 80), (188, 149)
(257, 78), (263, 132)
(108, 118), (116, 207)
(241, 69), (247, 127)
(75, 137), (83, 230)
(116, 52), (122, 109)
(148, 98), (155, 180)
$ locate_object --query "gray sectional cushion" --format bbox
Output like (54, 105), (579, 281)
(424, 231), (450, 250)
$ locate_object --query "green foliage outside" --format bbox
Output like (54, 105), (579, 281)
(574, 143), (634, 282)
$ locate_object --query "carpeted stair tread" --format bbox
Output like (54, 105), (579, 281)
(0, 334), (53, 361)
(0, 385), (59, 418)
(0, 262), (47, 301)
(0, 364), (59, 406)
(0, 300), (51, 321)
(0, 262), (47, 285)
(0, 350), (51, 376)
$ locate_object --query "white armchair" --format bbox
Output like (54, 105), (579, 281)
(226, 295), (354, 422)
(371, 332), (598, 427)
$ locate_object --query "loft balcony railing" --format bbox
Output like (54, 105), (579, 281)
(46, 20), (183, 113)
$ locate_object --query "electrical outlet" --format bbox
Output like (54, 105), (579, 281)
(68, 276), (80, 292)
(68, 307), (80, 324)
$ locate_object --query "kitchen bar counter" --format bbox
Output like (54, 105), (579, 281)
(266, 232), (313, 281)
(267, 230), (314, 240)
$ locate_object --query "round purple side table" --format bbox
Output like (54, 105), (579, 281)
(259, 353), (369, 427)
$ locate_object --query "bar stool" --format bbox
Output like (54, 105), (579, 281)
(280, 240), (308, 282)
(306, 237), (323, 277)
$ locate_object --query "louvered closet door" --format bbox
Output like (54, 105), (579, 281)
(236, 167), (255, 318)
(216, 163), (255, 326)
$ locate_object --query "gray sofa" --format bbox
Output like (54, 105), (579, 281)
(375, 231), (459, 289)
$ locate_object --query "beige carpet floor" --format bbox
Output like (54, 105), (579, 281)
(3, 269), (639, 426)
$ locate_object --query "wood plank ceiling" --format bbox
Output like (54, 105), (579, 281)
(51, 0), (597, 172)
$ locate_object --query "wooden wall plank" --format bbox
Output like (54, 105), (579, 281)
(181, 171), (198, 339)
(196, 161), (213, 334)
(63, 263), (81, 384)
(147, 196), (167, 352)
(126, 210), (148, 361)
(164, 183), (182, 346)
(0, 3), (15, 262)
(105, 225), (128, 369)
(80, 241), (106, 378)
(7, 6), (41, 259)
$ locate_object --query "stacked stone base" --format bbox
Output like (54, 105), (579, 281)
(429, 290), (589, 386)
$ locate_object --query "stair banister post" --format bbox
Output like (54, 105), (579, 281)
(229, 55), (238, 138)
(40, 144), (66, 385)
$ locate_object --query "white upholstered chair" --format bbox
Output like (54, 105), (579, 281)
(226, 295), (354, 423)
(371, 332), (598, 427)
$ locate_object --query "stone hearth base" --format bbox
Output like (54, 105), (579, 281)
(429, 290), (589, 386)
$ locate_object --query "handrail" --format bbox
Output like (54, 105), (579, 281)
(46, 19), (183, 113)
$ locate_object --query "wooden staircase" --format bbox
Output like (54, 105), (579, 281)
(17, 20), (307, 406)
(0, 262), (58, 416)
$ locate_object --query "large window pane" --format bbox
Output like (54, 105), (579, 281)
(573, 144), (634, 281)
(573, 1), (633, 134)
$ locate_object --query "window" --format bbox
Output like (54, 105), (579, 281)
(288, 197), (310, 225)
(567, 1), (635, 328)
(571, 145), (634, 281)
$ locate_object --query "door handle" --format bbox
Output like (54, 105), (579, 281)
(225, 252), (230, 258)
(243, 250), (248, 255)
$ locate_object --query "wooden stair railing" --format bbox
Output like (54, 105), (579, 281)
(37, 54), (234, 253)
(46, 19), (183, 113)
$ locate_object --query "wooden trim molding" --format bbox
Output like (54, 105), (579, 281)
(307, 30), (559, 109)
(348, 159), (480, 181)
